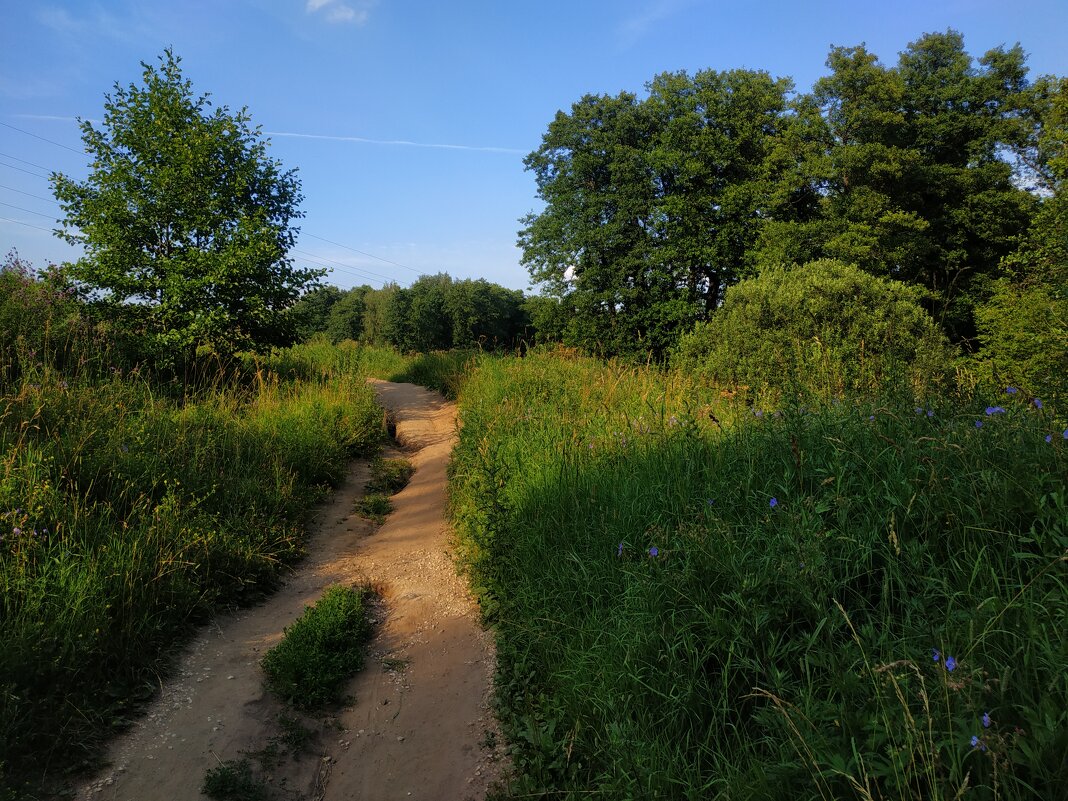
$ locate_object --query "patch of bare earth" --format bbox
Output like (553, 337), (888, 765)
(74, 380), (505, 801)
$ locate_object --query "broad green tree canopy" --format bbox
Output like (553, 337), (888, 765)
(52, 49), (318, 362)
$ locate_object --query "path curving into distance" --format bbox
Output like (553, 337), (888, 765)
(76, 380), (503, 801)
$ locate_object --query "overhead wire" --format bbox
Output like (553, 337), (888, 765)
(0, 121), (85, 154)
(301, 232), (422, 275)
(0, 201), (57, 219)
(290, 250), (395, 289)
(0, 215), (54, 233)
(0, 159), (49, 179)
(0, 151), (55, 173)
(0, 183), (60, 204)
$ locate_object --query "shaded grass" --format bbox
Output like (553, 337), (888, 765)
(354, 493), (393, 525)
(202, 759), (271, 801)
(354, 456), (414, 524)
(450, 352), (1068, 800)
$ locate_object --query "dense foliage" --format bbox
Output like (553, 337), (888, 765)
(673, 260), (953, 399)
(973, 76), (1068, 407)
(521, 30), (1053, 358)
(450, 352), (1067, 800)
(51, 50), (318, 367)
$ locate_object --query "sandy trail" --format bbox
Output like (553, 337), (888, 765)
(75, 380), (502, 801)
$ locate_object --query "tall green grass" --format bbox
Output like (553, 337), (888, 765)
(0, 342), (382, 794)
(450, 352), (1067, 799)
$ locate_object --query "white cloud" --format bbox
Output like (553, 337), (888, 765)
(306, 0), (372, 25)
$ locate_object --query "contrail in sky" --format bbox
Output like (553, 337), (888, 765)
(265, 130), (525, 155)
(12, 115), (525, 155)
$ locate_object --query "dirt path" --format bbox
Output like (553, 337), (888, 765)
(75, 380), (503, 801)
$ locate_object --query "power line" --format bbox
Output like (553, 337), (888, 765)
(0, 201), (56, 219)
(0, 121), (84, 154)
(0, 151), (52, 172)
(0, 183), (59, 205)
(0, 159), (49, 179)
(291, 247), (398, 284)
(302, 231), (422, 275)
(294, 256), (394, 289)
(0, 215), (54, 233)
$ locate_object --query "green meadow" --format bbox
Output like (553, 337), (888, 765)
(448, 351), (1067, 800)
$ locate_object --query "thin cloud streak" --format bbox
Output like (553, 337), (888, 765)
(11, 117), (525, 155)
(265, 130), (526, 155)
(616, 0), (694, 47)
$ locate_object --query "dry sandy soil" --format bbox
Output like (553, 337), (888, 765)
(74, 380), (505, 801)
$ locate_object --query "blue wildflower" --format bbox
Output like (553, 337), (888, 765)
(932, 648), (941, 662)
(12, 527), (21, 536)
(1063, 429), (1068, 439)
(945, 656), (957, 671)
(648, 546), (659, 558)
(1006, 386), (1018, 394)
(1046, 434), (1053, 443)
(868, 415), (875, 421)
(975, 420), (983, 428)
(754, 410), (763, 418)
(1033, 398), (1043, 409)
(915, 407), (924, 415)
(769, 497), (778, 508)
(971, 735), (980, 748)
(927, 409), (935, 418)
(985, 406), (1006, 415)
(617, 542), (623, 558)
(982, 712), (991, 728)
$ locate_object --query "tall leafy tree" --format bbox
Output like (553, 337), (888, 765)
(51, 49), (318, 364)
(520, 70), (798, 359)
(793, 31), (1038, 341)
(975, 76), (1068, 403)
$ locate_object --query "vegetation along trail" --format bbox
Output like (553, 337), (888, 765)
(76, 380), (503, 801)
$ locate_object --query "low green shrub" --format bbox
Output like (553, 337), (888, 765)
(973, 278), (1067, 412)
(354, 493), (393, 524)
(201, 758), (271, 801)
(261, 584), (374, 709)
(673, 260), (955, 401)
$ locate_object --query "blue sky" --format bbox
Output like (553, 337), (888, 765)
(2, 0), (1067, 292)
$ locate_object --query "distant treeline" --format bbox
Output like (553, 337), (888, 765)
(290, 273), (532, 352)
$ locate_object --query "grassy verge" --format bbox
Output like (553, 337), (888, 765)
(0, 343), (383, 796)
(450, 351), (1067, 800)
